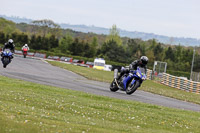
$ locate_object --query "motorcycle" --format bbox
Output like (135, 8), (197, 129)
(1, 49), (13, 68)
(22, 48), (28, 58)
(110, 67), (146, 95)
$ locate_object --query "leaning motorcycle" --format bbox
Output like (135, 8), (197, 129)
(1, 49), (13, 68)
(110, 67), (146, 95)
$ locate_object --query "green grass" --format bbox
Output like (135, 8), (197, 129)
(47, 61), (114, 82)
(47, 60), (200, 105)
(0, 75), (200, 133)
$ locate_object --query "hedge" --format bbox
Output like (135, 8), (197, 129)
(166, 70), (190, 79)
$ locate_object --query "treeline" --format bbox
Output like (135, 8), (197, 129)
(0, 17), (200, 76)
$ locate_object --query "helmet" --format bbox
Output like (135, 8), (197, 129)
(8, 39), (13, 45)
(25, 44), (28, 47)
(140, 56), (148, 65)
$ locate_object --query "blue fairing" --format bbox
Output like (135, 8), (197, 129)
(123, 74), (133, 90)
(122, 67), (146, 90)
(3, 49), (12, 57)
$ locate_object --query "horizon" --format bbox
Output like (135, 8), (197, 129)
(1, 0), (200, 39)
(2, 14), (200, 41)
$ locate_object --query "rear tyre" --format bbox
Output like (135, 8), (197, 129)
(126, 81), (140, 95)
(24, 54), (26, 58)
(110, 79), (119, 92)
(3, 64), (6, 68)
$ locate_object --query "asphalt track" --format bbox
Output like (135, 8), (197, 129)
(0, 56), (200, 112)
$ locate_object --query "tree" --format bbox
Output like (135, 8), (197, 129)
(83, 42), (91, 57)
(32, 19), (60, 28)
(68, 38), (83, 56)
(153, 43), (164, 60)
(59, 33), (73, 54)
(31, 35), (42, 50)
(17, 33), (28, 46)
(174, 44), (182, 62)
(125, 39), (144, 62)
(106, 24), (122, 46)
(41, 36), (50, 50)
(49, 35), (59, 49)
(101, 40), (126, 63)
(29, 35), (36, 49)
(31, 19), (61, 37)
(165, 46), (175, 61)
(145, 50), (155, 66)
(0, 18), (18, 34)
(90, 37), (98, 57)
(0, 32), (6, 44)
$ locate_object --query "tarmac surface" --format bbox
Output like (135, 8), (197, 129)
(0, 56), (200, 112)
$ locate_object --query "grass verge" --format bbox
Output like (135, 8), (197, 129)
(0, 75), (200, 133)
(47, 60), (200, 105)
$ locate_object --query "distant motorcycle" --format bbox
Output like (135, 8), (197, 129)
(1, 49), (13, 68)
(110, 67), (146, 95)
(22, 48), (28, 58)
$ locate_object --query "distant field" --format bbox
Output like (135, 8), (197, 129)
(0, 75), (200, 133)
(47, 60), (200, 105)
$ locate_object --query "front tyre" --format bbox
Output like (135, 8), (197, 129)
(110, 79), (119, 92)
(2, 57), (9, 68)
(126, 81), (140, 95)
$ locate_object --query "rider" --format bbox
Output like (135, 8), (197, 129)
(22, 44), (30, 51)
(3, 39), (15, 53)
(1, 39), (15, 58)
(116, 56), (148, 80)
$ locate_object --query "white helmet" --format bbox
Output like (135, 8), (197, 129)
(8, 39), (14, 45)
(25, 44), (28, 47)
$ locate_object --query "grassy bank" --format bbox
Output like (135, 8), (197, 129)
(47, 60), (200, 105)
(0, 75), (200, 133)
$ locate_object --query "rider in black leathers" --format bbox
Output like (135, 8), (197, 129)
(117, 56), (148, 80)
(3, 39), (15, 53)
(1, 39), (15, 59)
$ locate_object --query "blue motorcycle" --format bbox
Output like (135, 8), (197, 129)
(1, 49), (13, 68)
(110, 67), (146, 95)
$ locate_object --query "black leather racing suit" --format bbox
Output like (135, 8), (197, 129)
(3, 42), (15, 53)
(117, 59), (147, 80)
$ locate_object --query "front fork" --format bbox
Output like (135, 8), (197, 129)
(131, 78), (142, 87)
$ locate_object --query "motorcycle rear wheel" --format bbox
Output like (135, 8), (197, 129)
(126, 81), (140, 95)
(110, 79), (119, 92)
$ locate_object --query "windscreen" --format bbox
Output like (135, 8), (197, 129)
(4, 49), (11, 52)
(138, 67), (145, 74)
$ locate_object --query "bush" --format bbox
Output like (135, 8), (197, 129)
(166, 70), (190, 79)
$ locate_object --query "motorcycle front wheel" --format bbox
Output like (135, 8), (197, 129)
(126, 80), (140, 95)
(2, 57), (9, 68)
(110, 79), (119, 92)
(3, 64), (7, 68)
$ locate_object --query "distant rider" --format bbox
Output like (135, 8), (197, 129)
(1, 39), (15, 58)
(117, 56), (149, 80)
(22, 44), (30, 51)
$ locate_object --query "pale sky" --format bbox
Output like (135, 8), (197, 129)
(1, 0), (200, 39)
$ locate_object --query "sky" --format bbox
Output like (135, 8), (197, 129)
(0, 0), (200, 39)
